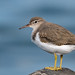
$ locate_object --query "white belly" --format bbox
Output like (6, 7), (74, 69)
(32, 32), (75, 55)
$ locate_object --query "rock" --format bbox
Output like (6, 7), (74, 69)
(29, 68), (75, 75)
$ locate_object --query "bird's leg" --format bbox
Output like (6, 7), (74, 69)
(53, 54), (63, 70)
(45, 53), (58, 70)
(54, 53), (57, 70)
(45, 53), (62, 70)
(59, 55), (63, 70)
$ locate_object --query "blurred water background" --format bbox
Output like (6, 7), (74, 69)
(0, 0), (75, 75)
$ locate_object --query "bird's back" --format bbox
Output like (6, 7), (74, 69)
(38, 22), (75, 45)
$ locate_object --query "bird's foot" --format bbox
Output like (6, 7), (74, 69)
(45, 67), (62, 71)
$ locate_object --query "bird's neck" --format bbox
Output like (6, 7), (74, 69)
(32, 25), (40, 36)
(31, 22), (46, 40)
(31, 23), (41, 34)
(31, 24), (41, 41)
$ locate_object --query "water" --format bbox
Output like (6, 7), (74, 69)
(0, 0), (75, 75)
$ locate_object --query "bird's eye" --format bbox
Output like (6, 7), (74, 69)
(34, 21), (38, 23)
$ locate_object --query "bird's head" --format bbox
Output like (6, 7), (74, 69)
(19, 17), (45, 30)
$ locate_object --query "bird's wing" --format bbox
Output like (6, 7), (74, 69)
(39, 24), (75, 45)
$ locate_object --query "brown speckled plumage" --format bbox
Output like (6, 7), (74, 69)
(39, 23), (75, 45)
(32, 19), (75, 46)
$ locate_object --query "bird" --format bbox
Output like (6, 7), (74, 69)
(19, 17), (75, 71)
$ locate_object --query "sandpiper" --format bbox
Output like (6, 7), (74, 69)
(19, 17), (75, 71)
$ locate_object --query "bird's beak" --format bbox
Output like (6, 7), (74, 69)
(19, 24), (31, 29)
